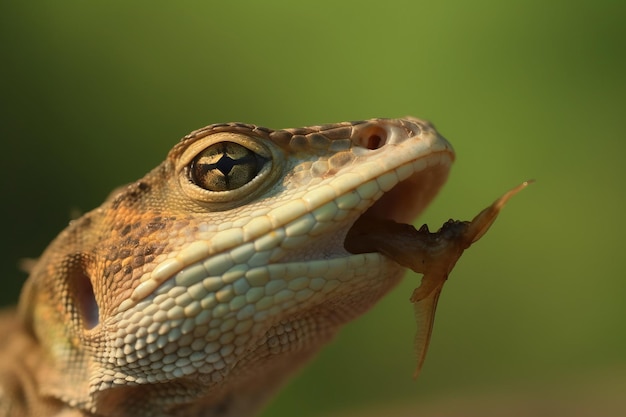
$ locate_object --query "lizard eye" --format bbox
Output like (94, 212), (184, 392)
(177, 131), (282, 210)
(189, 142), (270, 192)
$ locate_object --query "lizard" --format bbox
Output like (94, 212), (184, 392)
(0, 117), (520, 417)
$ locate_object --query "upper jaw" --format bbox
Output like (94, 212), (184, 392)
(345, 118), (455, 230)
(276, 118), (455, 263)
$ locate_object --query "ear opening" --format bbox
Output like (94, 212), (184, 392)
(66, 254), (99, 330)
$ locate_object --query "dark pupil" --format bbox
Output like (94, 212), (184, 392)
(190, 142), (267, 191)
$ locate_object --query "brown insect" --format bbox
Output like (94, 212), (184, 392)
(347, 181), (532, 377)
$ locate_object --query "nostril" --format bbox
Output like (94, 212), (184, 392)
(366, 134), (383, 150)
(359, 125), (388, 150)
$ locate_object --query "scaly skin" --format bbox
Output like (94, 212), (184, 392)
(0, 118), (454, 416)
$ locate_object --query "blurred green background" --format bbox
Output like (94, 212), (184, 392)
(1, 1), (624, 416)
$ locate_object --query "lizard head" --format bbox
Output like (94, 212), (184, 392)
(19, 117), (453, 416)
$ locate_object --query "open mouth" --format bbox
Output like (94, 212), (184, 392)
(344, 152), (453, 255)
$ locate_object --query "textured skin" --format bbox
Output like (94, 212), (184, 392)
(0, 118), (454, 416)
